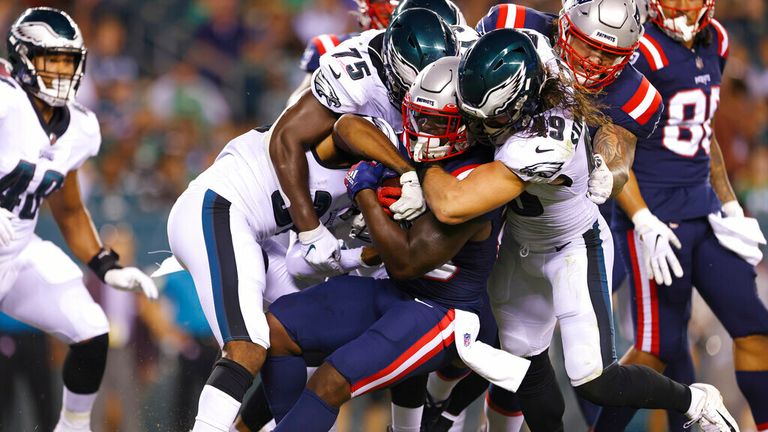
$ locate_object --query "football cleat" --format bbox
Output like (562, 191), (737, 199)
(684, 383), (739, 432)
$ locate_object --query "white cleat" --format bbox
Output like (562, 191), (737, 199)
(684, 383), (739, 432)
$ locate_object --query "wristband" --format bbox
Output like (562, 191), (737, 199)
(88, 248), (122, 281)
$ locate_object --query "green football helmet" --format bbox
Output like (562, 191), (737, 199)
(457, 28), (545, 145)
(392, 0), (466, 26)
(382, 8), (459, 108)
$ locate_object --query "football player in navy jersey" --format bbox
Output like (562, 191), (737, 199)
(259, 57), (523, 432)
(0, 8), (158, 432)
(595, 0), (768, 430)
(420, 28), (739, 432)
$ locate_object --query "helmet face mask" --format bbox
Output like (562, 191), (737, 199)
(7, 7), (87, 107)
(557, 0), (642, 90)
(382, 8), (458, 108)
(354, 0), (398, 30)
(402, 57), (468, 162)
(648, 0), (714, 42)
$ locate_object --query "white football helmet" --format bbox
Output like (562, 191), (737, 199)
(402, 56), (468, 162)
(7, 7), (87, 107)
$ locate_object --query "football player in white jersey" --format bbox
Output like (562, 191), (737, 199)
(166, 111), (409, 431)
(0, 8), (158, 432)
(418, 28), (739, 432)
(269, 8), (458, 273)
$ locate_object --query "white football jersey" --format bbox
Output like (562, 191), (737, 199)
(190, 117), (399, 242)
(311, 29), (403, 133)
(0, 75), (100, 264)
(496, 107), (598, 249)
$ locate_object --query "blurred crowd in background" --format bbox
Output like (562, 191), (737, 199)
(0, 0), (766, 431)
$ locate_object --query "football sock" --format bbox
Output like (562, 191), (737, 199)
(484, 390), (524, 432)
(261, 355), (307, 422)
(581, 363), (691, 428)
(390, 374), (426, 431)
(427, 366), (468, 403)
(389, 405), (423, 432)
(239, 382), (273, 431)
(273, 389), (338, 432)
(193, 359), (253, 432)
(514, 350), (564, 432)
(193, 385), (241, 432)
(445, 372), (488, 416)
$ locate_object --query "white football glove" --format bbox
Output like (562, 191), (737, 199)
(632, 208), (684, 286)
(587, 154), (613, 205)
(0, 208), (15, 248)
(298, 223), (343, 273)
(104, 267), (159, 300)
(721, 200), (745, 218)
(390, 171), (427, 221)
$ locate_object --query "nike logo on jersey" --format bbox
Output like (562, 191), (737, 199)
(535, 146), (553, 153)
(330, 67), (342, 79)
(305, 244), (316, 257)
(554, 242), (571, 252)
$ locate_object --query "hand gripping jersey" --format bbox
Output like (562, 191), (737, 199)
(311, 29), (403, 133)
(614, 21), (728, 227)
(189, 117), (399, 241)
(0, 74), (100, 264)
(476, 4), (663, 139)
(299, 33), (357, 73)
(497, 108), (598, 250)
(399, 145), (503, 314)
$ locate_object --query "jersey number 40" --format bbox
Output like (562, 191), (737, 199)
(0, 160), (65, 219)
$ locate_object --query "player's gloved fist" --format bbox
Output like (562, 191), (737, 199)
(104, 267), (159, 300)
(0, 208), (15, 248)
(345, 161), (385, 201)
(632, 208), (684, 286)
(587, 154), (613, 205)
(298, 223), (343, 274)
(390, 171), (427, 221)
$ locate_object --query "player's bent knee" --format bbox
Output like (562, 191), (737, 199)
(734, 334), (768, 369)
(306, 362), (351, 408)
(207, 358), (255, 402)
(574, 364), (619, 406)
(63, 332), (109, 394)
(267, 312), (301, 357)
(619, 346), (666, 372)
(223, 340), (267, 375)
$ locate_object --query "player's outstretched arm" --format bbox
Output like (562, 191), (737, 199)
(592, 123), (636, 197)
(269, 90), (339, 232)
(334, 114), (427, 221)
(48, 171), (158, 299)
(422, 161), (526, 225)
(332, 114), (414, 175)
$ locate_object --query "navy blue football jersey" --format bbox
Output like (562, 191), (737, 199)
(613, 21), (729, 228)
(475, 4), (663, 139)
(299, 33), (357, 73)
(397, 145), (503, 314)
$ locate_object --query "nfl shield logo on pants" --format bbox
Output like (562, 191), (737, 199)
(463, 333), (471, 347)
